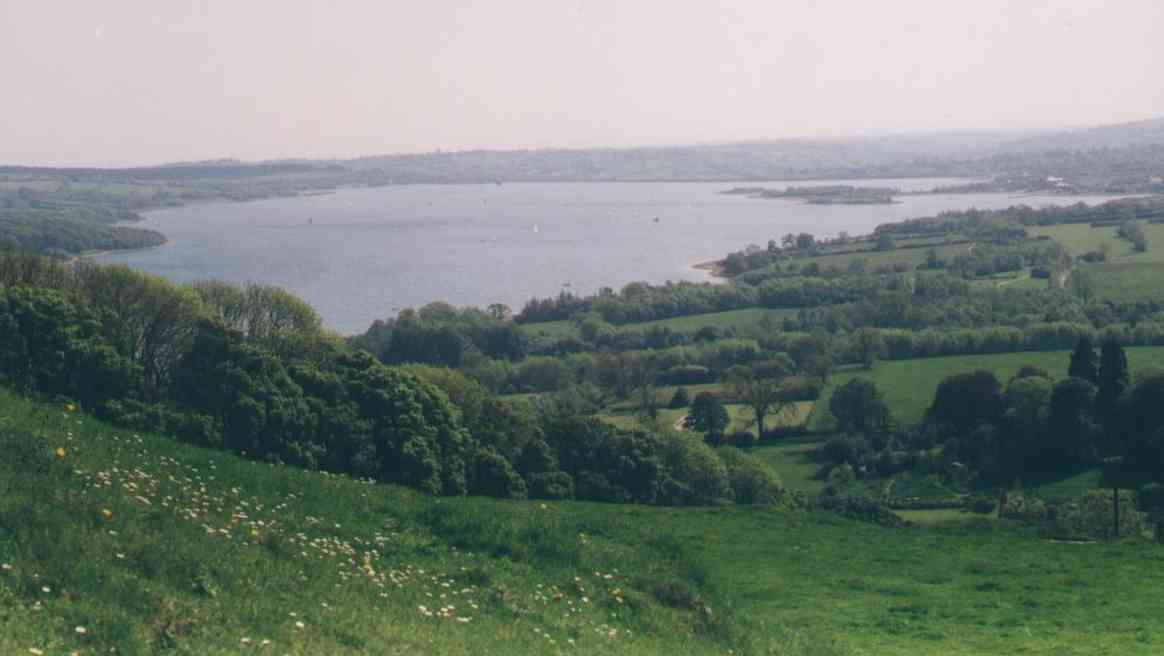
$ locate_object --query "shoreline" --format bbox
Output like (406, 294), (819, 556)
(692, 259), (727, 279)
(67, 239), (172, 266)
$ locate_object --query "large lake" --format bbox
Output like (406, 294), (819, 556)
(96, 179), (1124, 334)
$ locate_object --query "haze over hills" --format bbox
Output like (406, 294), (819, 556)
(4, 117), (1163, 187)
(1006, 116), (1164, 152)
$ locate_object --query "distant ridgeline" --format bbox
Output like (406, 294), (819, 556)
(5, 118), (1164, 257)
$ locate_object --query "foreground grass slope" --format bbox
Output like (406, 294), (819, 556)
(6, 388), (1164, 654)
(0, 389), (742, 656)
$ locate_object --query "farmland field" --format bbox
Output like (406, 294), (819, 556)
(1031, 222), (1164, 261)
(520, 307), (801, 338)
(806, 241), (969, 271)
(810, 347), (1164, 428)
(746, 438), (825, 494)
(1084, 261), (1164, 302)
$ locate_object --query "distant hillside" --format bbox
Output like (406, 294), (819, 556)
(1004, 117), (1164, 152)
(3, 116), (1163, 189)
(341, 133), (1025, 183)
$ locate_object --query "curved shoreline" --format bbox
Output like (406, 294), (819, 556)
(692, 259), (726, 279)
(68, 239), (172, 266)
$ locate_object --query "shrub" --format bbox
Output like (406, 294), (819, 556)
(669, 387), (691, 409)
(659, 365), (714, 385)
(871, 449), (911, 476)
(827, 463), (856, 487)
(779, 376), (824, 401)
(966, 495), (997, 514)
(527, 471), (575, 500)
(724, 429), (757, 447)
(820, 435), (871, 466)
(1052, 489), (1145, 540)
(817, 494), (905, 528)
(717, 446), (784, 505)
(1000, 492), (1049, 522)
(470, 448), (528, 499)
(657, 432), (731, 506)
(758, 425), (813, 442)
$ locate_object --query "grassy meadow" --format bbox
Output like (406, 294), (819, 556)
(1030, 222), (1164, 302)
(0, 388), (748, 656)
(520, 307), (801, 339)
(6, 388), (1164, 654)
(746, 438), (825, 495)
(808, 241), (969, 272)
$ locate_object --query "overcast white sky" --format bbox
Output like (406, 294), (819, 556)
(2, 0), (1162, 166)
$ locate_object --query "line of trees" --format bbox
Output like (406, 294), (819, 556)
(817, 338), (1164, 537)
(0, 252), (785, 507)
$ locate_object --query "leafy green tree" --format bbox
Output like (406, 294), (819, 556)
(852, 327), (886, 370)
(1115, 373), (1164, 477)
(685, 391), (729, 445)
(657, 431), (731, 506)
(1096, 339), (1129, 435)
(74, 262), (206, 397)
(716, 446), (783, 504)
(1045, 377), (1100, 469)
(829, 379), (891, 437)
(668, 386), (690, 409)
(927, 370), (1003, 433)
(726, 362), (789, 438)
(1000, 375), (1052, 475)
(1068, 336), (1099, 384)
(1070, 269), (1095, 303)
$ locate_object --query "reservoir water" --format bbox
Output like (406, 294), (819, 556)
(95, 179), (1124, 334)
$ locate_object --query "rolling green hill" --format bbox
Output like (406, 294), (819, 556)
(0, 388), (744, 655)
(5, 388), (1164, 654)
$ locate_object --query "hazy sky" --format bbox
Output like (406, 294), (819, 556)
(3, 0), (1162, 166)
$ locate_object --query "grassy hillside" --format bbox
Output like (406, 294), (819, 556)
(0, 389), (745, 656)
(625, 307), (799, 333)
(746, 439), (825, 495)
(1030, 223), (1164, 301)
(811, 347), (1164, 428)
(807, 241), (969, 272)
(5, 389), (1164, 654)
(1030, 223), (1164, 260)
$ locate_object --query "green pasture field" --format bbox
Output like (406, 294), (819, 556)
(810, 347), (1164, 429)
(519, 307), (801, 339)
(627, 307), (799, 332)
(745, 438), (825, 495)
(1084, 261), (1164, 302)
(805, 241), (969, 272)
(1031, 222), (1164, 261)
(598, 401), (813, 436)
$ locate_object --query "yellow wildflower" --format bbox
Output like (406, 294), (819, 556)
(55, 447), (66, 458)
(64, 403), (76, 413)
(101, 509), (113, 520)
